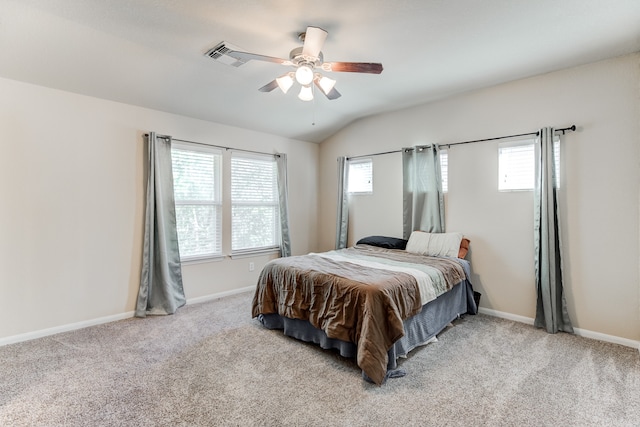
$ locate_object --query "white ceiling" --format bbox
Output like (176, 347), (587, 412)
(2, 0), (639, 143)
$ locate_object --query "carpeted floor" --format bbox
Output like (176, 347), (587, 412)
(1, 291), (639, 426)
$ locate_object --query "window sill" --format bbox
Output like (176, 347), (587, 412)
(498, 188), (534, 192)
(230, 248), (280, 259)
(180, 255), (225, 265)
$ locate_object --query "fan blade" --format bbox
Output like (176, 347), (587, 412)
(302, 26), (328, 59)
(323, 87), (342, 100)
(258, 79), (279, 92)
(260, 73), (294, 93)
(226, 50), (292, 66)
(313, 79), (341, 100)
(327, 87), (341, 100)
(323, 62), (383, 74)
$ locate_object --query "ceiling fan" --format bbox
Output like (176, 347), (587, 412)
(217, 26), (383, 101)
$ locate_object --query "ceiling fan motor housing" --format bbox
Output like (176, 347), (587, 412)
(289, 47), (323, 67)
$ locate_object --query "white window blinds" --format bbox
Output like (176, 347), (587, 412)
(231, 154), (280, 252)
(440, 149), (448, 193)
(171, 144), (222, 259)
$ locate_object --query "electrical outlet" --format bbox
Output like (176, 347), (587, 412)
(249, 262), (255, 272)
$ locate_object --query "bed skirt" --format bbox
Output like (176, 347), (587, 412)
(258, 280), (477, 371)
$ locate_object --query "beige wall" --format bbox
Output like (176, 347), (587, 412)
(0, 77), (319, 340)
(319, 53), (640, 342)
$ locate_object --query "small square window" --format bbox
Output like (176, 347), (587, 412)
(498, 141), (535, 191)
(498, 138), (560, 191)
(348, 159), (373, 194)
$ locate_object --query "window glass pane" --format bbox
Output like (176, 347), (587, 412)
(172, 148), (220, 201)
(175, 205), (221, 256)
(348, 159), (373, 193)
(554, 137), (561, 188)
(232, 206), (278, 250)
(440, 150), (448, 193)
(231, 157), (277, 202)
(498, 142), (535, 191)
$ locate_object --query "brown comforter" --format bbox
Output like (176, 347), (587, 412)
(251, 245), (466, 385)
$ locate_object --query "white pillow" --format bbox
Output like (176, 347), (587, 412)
(405, 231), (463, 258)
(405, 231), (432, 254)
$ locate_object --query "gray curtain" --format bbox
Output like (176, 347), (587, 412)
(402, 145), (445, 239)
(276, 153), (291, 257)
(135, 132), (186, 318)
(534, 127), (573, 333)
(335, 156), (349, 249)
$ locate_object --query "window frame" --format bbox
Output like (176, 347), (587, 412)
(348, 158), (373, 194)
(230, 152), (281, 256)
(498, 139), (536, 192)
(498, 137), (560, 192)
(171, 142), (223, 262)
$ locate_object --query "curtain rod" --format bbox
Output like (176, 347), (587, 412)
(346, 125), (576, 160)
(144, 133), (280, 158)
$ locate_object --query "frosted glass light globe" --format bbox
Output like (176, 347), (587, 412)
(295, 65), (314, 85)
(298, 85), (313, 101)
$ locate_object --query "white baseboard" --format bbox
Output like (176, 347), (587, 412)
(0, 286), (257, 347)
(186, 285), (255, 305)
(478, 307), (640, 352)
(0, 311), (135, 347)
(3, 292), (637, 355)
(478, 307), (535, 326)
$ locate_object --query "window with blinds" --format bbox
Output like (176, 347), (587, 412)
(498, 138), (560, 191)
(348, 158), (373, 193)
(440, 149), (448, 193)
(231, 153), (280, 253)
(171, 143), (222, 259)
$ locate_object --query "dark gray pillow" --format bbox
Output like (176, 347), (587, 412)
(356, 235), (408, 250)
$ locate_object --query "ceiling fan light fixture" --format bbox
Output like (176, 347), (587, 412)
(298, 85), (314, 101)
(315, 74), (336, 94)
(276, 73), (294, 93)
(295, 64), (314, 85)
(230, 26), (382, 102)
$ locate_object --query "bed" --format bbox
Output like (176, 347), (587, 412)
(251, 231), (478, 385)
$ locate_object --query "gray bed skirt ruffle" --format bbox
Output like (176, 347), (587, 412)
(258, 280), (477, 372)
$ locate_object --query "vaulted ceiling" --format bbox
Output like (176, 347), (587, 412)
(2, 0), (639, 143)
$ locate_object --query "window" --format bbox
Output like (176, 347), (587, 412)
(498, 141), (535, 191)
(231, 153), (280, 253)
(348, 158), (373, 193)
(498, 138), (560, 191)
(440, 149), (448, 193)
(553, 140), (561, 188)
(171, 143), (222, 259)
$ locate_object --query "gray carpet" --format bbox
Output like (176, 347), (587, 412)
(1, 291), (639, 426)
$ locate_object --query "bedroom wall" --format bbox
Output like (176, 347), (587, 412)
(318, 53), (640, 343)
(0, 76), (319, 341)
